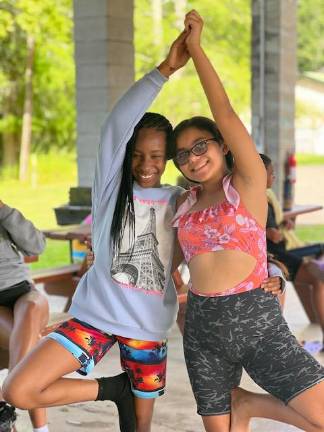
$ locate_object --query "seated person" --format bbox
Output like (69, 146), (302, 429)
(0, 201), (49, 432)
(264, 163), (324, 258)
(260, 154), (324, 349)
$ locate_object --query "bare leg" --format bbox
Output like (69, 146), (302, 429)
(9, 289), (49, 368)
(295, 263), (324, 340)
(202, 413), (230, 432)
(0, 297), (49, 428)
(231, 382), (324, 432)
(0, 306), (13, 348)
(135, 397), (155, 432)
(8, 289), (49, 428)
(3, 338), (99, 409)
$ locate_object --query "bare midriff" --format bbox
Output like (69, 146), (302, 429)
(188, 250), (257, 295)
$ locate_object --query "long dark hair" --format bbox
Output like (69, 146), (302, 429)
(110, 112), (173, 257)
(172, 116), (234, 178)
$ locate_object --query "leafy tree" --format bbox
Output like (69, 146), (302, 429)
(297, 0), (324, 73)
(134, 0), (251, 127)
(0, 0), (75, 176)
(1, 0), (323, 180)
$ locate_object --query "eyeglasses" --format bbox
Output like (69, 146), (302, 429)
(174, 138), (218, 166)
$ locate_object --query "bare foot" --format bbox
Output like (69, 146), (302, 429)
(230, 387), (251, 432)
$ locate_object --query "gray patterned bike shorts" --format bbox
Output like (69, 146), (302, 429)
(183, 288), (324, 416)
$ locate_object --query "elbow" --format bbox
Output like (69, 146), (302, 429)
(36, 239), (46, 254)
(25, 238), (46, 255)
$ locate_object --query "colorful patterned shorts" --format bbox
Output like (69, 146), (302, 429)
(47, 318), (167, 399)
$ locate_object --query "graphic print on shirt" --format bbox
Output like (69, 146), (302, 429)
(111, 196), (173, 295)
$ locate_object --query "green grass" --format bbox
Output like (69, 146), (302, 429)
(30, 240), (70, 270)
(0, 151), (77, 228)
(295, 225), (324, 244)
(296, 153), (324, 166)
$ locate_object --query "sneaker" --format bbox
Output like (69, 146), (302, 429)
(0, 402), (16, 432)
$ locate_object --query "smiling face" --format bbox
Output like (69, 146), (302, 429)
(131, 128), (167, 188)
(175, 127), (227, 183)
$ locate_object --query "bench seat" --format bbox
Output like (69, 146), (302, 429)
(31, 264), (81, 284)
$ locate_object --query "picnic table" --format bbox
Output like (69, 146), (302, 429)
(283, 204), (323, 220)
(43, 224), (91, 262)
(43, 224), (91, 242)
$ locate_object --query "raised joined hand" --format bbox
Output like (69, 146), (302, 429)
(184, 10), (204, 51)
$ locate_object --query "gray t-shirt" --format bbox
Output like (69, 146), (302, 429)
(0, 205), (45, 291)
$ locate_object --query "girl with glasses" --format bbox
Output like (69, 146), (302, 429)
(172, 10), (324, 432)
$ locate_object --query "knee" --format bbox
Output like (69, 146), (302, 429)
(2, 376), (35, 410)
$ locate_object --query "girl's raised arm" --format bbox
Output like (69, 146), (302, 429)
(184, 11), (266, 192)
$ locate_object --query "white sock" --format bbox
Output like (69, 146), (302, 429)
(33, 426), (49, 432)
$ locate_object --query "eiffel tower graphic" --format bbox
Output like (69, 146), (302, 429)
(111, 208), (165, 293)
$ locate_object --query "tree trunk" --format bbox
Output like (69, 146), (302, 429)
(19, 35), (35, 182)
(1, 81), (19, 169)
(2, 132), (19, 168)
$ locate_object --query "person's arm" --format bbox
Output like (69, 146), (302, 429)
(266, 202), (283, 243)
(171, 236), (184, 274)
(94, 30), (190, 203)
(262, 261), (287, 294)
(282, 218), (295, 230)
(171, 192), (190, 273)
(184, 11), (267, 219)
(266, 228), (283, 243)
(0, 201), (45, 255)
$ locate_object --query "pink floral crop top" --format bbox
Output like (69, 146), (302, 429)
(172, 175), (268, 296)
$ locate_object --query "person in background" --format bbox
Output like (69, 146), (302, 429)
(261, 153), (324, 349)
(261, 153), (324, 258)
(0, 201), (49, 432)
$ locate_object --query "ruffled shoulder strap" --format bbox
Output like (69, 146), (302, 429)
(223, 174), (240, 209)
(171, 186), (200, 227)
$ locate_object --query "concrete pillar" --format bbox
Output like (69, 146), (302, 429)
(73, 0), (134, 187)
(251, 0), (297, 201)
